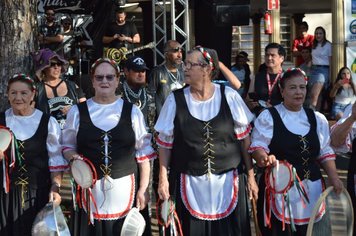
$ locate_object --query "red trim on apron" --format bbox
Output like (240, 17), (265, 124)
(180, 170), (239, 220)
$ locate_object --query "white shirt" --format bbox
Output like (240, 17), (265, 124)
(62, 98), (155, 162)
(312, 41), (332, 66)
(249, 104), (335, 163)
(154, 84), (254, 147)
(5, 108), (66, 171)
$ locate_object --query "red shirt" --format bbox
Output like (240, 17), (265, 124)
(292, 34), (314, 66)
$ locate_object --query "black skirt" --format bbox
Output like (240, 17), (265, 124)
(168, 170), (251, 236)
(0, 184), (50, 236)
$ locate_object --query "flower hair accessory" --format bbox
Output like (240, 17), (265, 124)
(281, 68), (308, 82)
(10, 74), (36, 90)
(90, 58), (120, 75)
(194, 46), (214, 70)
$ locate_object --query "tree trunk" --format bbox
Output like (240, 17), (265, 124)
(0, 0), (38, 111)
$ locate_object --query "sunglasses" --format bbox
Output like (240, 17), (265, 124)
(46, 13), (55, 16)
(94, 74), (116, 82)
(50, 62), (62, 67)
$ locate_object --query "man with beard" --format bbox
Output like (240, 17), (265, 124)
(38, 6), (64, 53)
(103, 8), (140, 51)
(119, 55), (152, 236)
(148, 40), (185, 116)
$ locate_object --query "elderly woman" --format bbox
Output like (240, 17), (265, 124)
(32, 48), (86, 129)
(156, 46), (258, 236)
(249, 68), (343, 235)
(0, 74), (66, 236)
(62, 58), (156, 235)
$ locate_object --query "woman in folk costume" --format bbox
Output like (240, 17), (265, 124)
(330, 102), (356, 235)
(249, 68), (343, 235)
(155, 46), (258, 236)
(0, 74), (66, 236)
(62, 58), (156, 235)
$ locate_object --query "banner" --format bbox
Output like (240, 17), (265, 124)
(345, 0), (356, 76)
(37, 0), (95, 14)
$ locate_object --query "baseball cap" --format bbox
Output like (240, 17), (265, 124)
(238, 51), (249, 61)
(125, 56), (149, 71)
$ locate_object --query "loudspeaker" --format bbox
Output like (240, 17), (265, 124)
(213, 3), (250, 26)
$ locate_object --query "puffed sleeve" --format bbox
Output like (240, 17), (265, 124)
(315, 112), (336, 163)
(48, 116), (69, 172)
(330, 104), (355, 153)
(225, 86), (253, 139)
(249, 109), (274, 153)
(61, 105), (80, 153)
(131, 105), (157, 163)
(154, 93), (176, 149)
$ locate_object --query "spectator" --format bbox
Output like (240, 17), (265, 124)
(292, 21), (314, 66)
(32, 48), (86, 129)
(231, 52), (251, 98)
(38, 6), (64, 53)
(148, 40), (185, 116)
(329, 67), (356, 120)
(309, 26), (332, 111)
(246, 43), (285, 116)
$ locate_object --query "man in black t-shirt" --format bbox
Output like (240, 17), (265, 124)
(102, 8), (140, 51)
(38, 6), (64, 53)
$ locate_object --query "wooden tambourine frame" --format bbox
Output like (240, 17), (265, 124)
(306, 186), (354, 236)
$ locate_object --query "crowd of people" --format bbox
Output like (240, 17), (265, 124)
(1, 6), (356, 236)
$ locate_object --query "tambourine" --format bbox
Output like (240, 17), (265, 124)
(121, 207), (146, 236)
(32, 202), (70, 236)
(70, 156), (97, 189)
(0, 126), (12, 152)
(265, 160), (294, 194)
(306, 186), (354, 236)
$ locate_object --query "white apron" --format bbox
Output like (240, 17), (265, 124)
(83, 174), (136, 221)
(180, 169), (238, 221)
(271, 179), (325, 225)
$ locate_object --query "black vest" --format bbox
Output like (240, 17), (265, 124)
(268, 107), (322, 181)
(77, 101), (137, 179)
(171, 85), (242, 176)
(0, 112), (50, 189)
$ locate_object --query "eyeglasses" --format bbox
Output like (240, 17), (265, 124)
(183, 61), (207, 70)
(50, 62), (62, 67)
(94, 74), (116, 82)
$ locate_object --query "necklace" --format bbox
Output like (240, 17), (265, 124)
(123, 81), (147, 109)
(164, 65), (179, 83)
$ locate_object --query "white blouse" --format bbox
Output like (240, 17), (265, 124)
(312, 41), (332, 66)
(331, 104), (356, 153)
(62, 98), (155, 162)
(249, 104), (335, 163)
(5, 108), (66, 171)
(154, 83), (254, 148)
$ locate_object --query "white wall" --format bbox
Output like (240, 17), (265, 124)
(304, 13), (332, 42)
